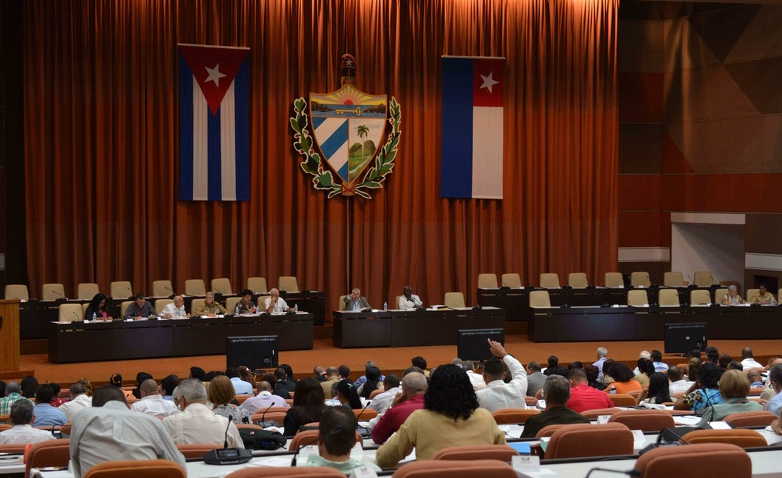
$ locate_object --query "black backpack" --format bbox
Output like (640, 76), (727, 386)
(239, 427), (287, 450)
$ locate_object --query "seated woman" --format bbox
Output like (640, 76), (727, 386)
(375, 364), (505, 468)
(334, 380), (363, 409)
(209, 375), (247, 423)
(604, 363), (642, 395)
(357, 366), (382, 400)
(675, 362), (724, 413)
(84, 293), (112, 321)
(698, 369), (762, 425)
(283, 378), (326, 436)
(640, 373), (672, 405)
(193, 291), (226, 316)
(634, 358), (655, 389)
(299, 406), (380, 473)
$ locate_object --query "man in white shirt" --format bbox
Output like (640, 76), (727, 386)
(161, 295), (188, 319)
(476, 340), (527, 411)
(131, 379), (178, 418)
(59, 382), (92, 421)
(70, 386), (185, 478)
(650, 350), (669, 373)
(0, 400), (54, 444)
(239, 381), (288, 416)
(667, 366), (693, 397)
(592, 347), (608, 381)
(369, 375), (402, 414)
(263, 288), (289, 314)
(163, 379), (244, 448)
(397, 286), (423, 310)
(741, 347), (764, 371)
(464, 360), (486, 390)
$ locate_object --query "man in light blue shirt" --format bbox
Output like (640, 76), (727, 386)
(766, 365), (782, 416)
(32, 385), (66, 427)
(592, 347), (608, 381)
(227, 367), (253, 395)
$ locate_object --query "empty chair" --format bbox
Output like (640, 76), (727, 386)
(247, 277), (268, 294)
(152, 280), (174, 297)
(539, 273), (560, 289)
(433, 445), (517, 462)
(529, 290), (551, 308)
(745, 289), (760, 303)
(658, 289), (680, 307)
(184, 279), (206, 296)
(0, 444), (25, 454)
(627, 289), (649, 307)
(714, 288), (729, 305)
(608, 394), (638, 407)
(154, 299), (173, 315)
(609, 410), (674, 432)
(492, 409), (540, 425)
(693, 271), (715, 287)
(4, 284), (29, 300)
(633, 443), (751, 478)
(190, 299), (205, 315)
(278, 276), (300, 293)
(500, 273), (522, 288)
(58, 304), (84, 323)
(681, 429), (766, 448)
(77, 283), (100, 300)
(543, 423), (634, 459)
(663, 272), (686, 287)
(568, 272), (588, 289)
(631, 272), (651, 288)
(581, 408), (622, 420)
(724, 411), (777, 428)
(226, 467), (345, 478)
(211, 278), (233, 295)
(110, 281), (133, 299)
(444, 292), (466, 308)
(84, 460), (186, 478)
(176, 444), (216, 459)
(477, 273), (499, 289)
(25, 439), (70, 478)
(392, 460), (517, 478)
(42, 283), (66, 301)
(604, 272), (624, 288)
(690, 289), (712, 306)
(225, 297), (242, 314)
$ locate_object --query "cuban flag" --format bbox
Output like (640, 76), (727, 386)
(440, 56), (504, 199)
(178, 44), (250, 201)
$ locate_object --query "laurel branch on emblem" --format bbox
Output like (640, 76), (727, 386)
(290, 96), (401, 199)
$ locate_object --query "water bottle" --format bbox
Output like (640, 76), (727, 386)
(383, 301), (387, 311)
(92, 312), (97, 321)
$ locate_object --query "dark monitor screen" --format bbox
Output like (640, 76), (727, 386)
(457, 328), (505, 361)
(226, 335), (279, 370)
(664, 322), (707, 354)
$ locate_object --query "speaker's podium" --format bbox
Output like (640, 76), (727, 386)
(0, 300), (21, 372)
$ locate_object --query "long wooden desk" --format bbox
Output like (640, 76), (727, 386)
(333, 307), (505, 348)
(530, 304), (782, 342)
(47, 313), (314, 363)
(478, 286), (721, 322)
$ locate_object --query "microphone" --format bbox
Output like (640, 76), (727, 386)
(204, 414), (252, 465)
(223, 415), (232, 449)
(258, 402), (275, 425)
(584, 468), (640, 478)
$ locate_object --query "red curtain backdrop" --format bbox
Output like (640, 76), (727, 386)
(23, 0), (618, 308)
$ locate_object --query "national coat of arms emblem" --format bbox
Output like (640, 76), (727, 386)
(290, 54), (401, 198)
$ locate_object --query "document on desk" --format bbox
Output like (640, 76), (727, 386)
(762, 427), (782, 445)
(674, 415), (701, 426)
(499, 424), (524, 439)
(632, 430), (648, 450)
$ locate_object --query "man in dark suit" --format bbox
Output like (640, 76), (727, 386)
(521, 375), (589, 437)
(342, 288), (370, 311)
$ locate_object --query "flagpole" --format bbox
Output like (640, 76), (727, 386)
(346, 198), (352, 298)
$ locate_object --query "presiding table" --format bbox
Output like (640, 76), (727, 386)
(530, 304), (782, 342)
(48, 312), (314, 363)
(333, 307), (505, 348)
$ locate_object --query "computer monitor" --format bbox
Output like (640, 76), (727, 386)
(226, 335), (279, 370)
(457, 328), (505, 361)
(664, 322), (707, 354)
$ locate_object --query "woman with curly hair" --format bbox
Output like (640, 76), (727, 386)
(675, 362), (724, 413)
(375, 364), (505, 468)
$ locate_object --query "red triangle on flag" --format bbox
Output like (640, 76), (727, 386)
(179, 44), (250, 115)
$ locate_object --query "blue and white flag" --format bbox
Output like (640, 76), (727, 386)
(178, 44), (250, 201)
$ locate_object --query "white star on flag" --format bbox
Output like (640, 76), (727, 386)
(204, 64), (227, 86)
(479, 72), (499, 93)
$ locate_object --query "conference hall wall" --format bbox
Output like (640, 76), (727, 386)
(618, 1), (782, 284)
(19, 0), (618, 311)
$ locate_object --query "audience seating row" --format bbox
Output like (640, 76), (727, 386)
(478, 271), (718, 289)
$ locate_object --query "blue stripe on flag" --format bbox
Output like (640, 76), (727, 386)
(441, 58), (474, 198)
(319, 120), (348, 159)
(179, 57), (194, 201)
(312, 116), (326, 129)
(234, 60), (250, 201)
(207, 110), (222, 200)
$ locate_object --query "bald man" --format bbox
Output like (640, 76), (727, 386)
(262, 288), (289, 314)
(161, 296), (188, 319)
(342, 288), (370, 312)
(371, 372), (428, 444)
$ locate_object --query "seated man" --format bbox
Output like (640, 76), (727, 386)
(0, 400), (55, 444)
(299, 406), (380, 473)
(163, 379), (243, 447)
(476, 340), (527, 412)
(227, 366), (254, 395)
(320, 368), (341, 399)
(235, 289), (258, 315)
(70, 386), (185, 478)
(131, 379), (178, 418)
(720, 285), (744, 306)
(369, 375), (402, 414)
(464, 361), (486, 390)
(193, 291), (226, 316)
(754, 285), (778, 305)
(397, 286), (423, 311)
(565, 368), (613, 413)
(239, 381), (288, 416)
(522, 375), (589, 437)
(342, 288), (370, 312)
(0, 382), (26, 416)
(371, 372), (427, 444)
(262, 288), (289, 314)
(667, 366), (693, 397)
(526, 362), (545, 397)
(740, 347), (764, 371)
(59, 382), (92, 421)
(32, 384), (67, 427)
(124, 294), (154, 319)
(765, 365), (782, 416)
(650, 350), (669, 373)
(161, 295), (188, 319)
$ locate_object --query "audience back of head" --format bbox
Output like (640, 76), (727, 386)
(424, 364), (477, 420)
(93, 385), (128, 407)
(318, 406), (358, 457)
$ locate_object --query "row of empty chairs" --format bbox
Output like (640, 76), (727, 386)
(478, 271), (718, 289)
(528, 287), (779, 308)
(4, 276), (302, 301)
